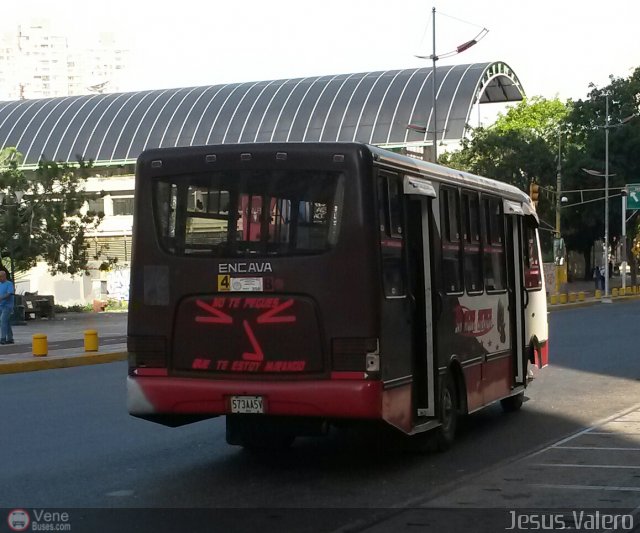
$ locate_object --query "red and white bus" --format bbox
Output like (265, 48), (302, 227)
(127, 142), (548, 450)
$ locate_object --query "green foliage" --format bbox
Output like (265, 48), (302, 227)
(0, 151), (103, 277)
(54, 303), (91, 314)
(561, 68), (640, 267)
(441, 75), (640, 278)
(440, 97), (567, 192)
(439, 96), (569, 254)
(105, 298), (128, 311)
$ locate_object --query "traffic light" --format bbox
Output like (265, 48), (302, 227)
(529, 182), (540, 207)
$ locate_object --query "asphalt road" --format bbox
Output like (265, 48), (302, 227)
(1, 301), (640, 532)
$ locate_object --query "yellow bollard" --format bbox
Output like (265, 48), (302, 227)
(595, 289), (602, 299)
(84, 330), (99, 352)
(578, 291), (585, 302)
(32, 334), (48, 357)
(612, 288), (619, 297)
(559, 293), (568, 304)
(626, 286), (633, 296)
(569, 292), (577, 303)
(549, 294), (558, 305)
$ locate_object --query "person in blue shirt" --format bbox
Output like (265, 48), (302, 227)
(0, 269), (15, 344)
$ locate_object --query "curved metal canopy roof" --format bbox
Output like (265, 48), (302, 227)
(0, 61), (524, 167)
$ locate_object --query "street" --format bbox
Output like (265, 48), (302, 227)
(1, 301), (640, 532)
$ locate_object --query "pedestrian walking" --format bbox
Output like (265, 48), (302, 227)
(0, 270), (15, 344)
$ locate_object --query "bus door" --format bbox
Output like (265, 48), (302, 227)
(504, 201), (526, 387)
(403, 176), (436, 418)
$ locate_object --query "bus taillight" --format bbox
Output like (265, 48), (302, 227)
(127, 335), (167, 370)
(331, 338), (379, 375)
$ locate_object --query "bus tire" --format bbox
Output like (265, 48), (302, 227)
(433, 374), (458, 451)
(500, 392), (524, 413)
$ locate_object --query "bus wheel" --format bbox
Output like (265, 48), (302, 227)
(500, 392), (524, 413)
(433, 375), (458, 451)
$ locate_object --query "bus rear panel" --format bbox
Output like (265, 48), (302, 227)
(127, 143), (385, 430)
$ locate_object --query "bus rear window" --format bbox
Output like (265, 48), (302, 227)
(154, 170), (344, 257)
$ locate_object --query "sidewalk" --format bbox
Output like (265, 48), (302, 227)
(548, 274), (640, 310)
(0, 311), (127, 375)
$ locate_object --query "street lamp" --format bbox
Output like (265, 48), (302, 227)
(582, 166), (614, 303)
(414, 7), (488, 162)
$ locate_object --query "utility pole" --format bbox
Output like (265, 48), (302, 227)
(604, 94), (611, 303)
(621, 187), (627, 292)
(413, 9), (488, 163)
(431, 6), (438, 163)
(555, 132), (562, 296)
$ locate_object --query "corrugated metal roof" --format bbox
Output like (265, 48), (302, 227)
(0, 61), (524, 166)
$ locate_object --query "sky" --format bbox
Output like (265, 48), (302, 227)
(3, 0), (640, 107)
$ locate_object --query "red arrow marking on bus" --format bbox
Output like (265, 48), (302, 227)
(256, 298), (296, 324)
(242, 320), (264, 361)
(195, 300), (233, 324)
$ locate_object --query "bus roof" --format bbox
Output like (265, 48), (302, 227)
(367, 144), (532, 206)
(137, 142), (535, 215)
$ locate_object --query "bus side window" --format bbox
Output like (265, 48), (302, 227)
(461, 191), (483, 294)
(440, 187), (463, 294)
(524, 223), (542, 290)
(482, 197), (506, 291)
(378, 175), (405, 297)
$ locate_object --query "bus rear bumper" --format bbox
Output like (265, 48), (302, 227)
(127, 376), (383, 420)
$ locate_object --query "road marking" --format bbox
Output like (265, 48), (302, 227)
(554, 446), (640, 451)
(531, 483), (640, 492)
(535, 463), (640, 470)
(106, 490), (134, 497)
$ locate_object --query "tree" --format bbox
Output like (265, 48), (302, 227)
(0, 148), (104, 279)
(440, 96), (570, 256)
(562, 68), (640, 280)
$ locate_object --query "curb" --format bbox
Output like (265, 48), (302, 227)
(0, 351), (128, 375)
(548, 293), (640, 312)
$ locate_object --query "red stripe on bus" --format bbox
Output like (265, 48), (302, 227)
(331, 371), (365, 380)
(130, 377), (383, 419)
(535, 340), (549, 368)
(134, 368), (169, 377)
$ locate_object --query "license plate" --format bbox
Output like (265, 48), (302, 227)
(230, 395), (264, 414)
